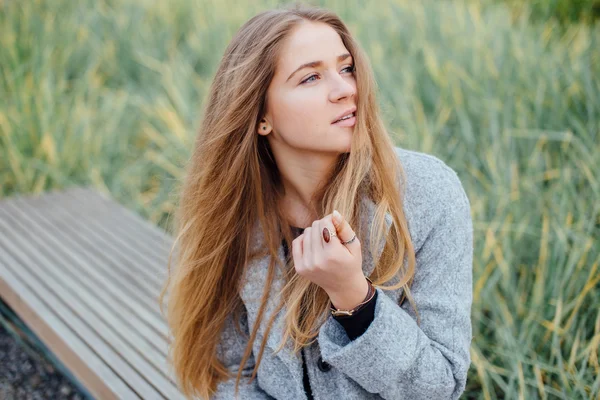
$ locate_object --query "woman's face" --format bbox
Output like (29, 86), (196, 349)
(260, 21), (357, 155)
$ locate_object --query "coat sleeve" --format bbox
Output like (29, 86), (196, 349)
(212, 304), (275, 399)
(317, 166), (473, 400)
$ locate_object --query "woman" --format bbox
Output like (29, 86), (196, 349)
(159, 3), (473, 399)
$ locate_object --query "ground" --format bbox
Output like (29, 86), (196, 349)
(0, 324), (86, 400)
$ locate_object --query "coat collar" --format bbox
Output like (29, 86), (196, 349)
(238, 195), (392, 378)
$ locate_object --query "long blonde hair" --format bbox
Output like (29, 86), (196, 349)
(158, 3), (418, 399)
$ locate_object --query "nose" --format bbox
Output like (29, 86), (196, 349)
(328, 72), (356, 103)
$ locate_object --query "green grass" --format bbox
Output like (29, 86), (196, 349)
(497, 0), (600, 25)
(1, 0), (599, 398)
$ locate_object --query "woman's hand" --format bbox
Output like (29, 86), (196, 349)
(291, 210), (369, 310)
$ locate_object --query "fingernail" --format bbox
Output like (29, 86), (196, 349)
(333, 209), (342, 223)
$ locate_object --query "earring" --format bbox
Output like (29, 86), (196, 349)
(262, 126), (267, 130)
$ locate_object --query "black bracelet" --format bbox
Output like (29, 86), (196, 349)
(332, 289), (377, 320)
(330, 277), (375, 317)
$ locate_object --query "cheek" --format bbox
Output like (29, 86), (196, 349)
(272, 92), (326, 137)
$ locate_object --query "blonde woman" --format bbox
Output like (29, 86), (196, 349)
(160, 3), (473, 399)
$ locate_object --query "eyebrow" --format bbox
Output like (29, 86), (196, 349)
(286, 53), (353, 82)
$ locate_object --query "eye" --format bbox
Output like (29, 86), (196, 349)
(342, 64), (356, 74)
(299, 64), (356, 85)
(301, 74), (319, 84)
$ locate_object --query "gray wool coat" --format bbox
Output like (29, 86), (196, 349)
(213, 146), (474, 399)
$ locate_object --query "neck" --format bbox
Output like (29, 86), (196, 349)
(272, 148), (339, 228)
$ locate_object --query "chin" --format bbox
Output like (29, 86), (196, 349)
(332, 140), (351, 154)
(309, 138), (351, 155)
(342, 138), (352, 153)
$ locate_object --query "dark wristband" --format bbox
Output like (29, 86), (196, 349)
(332, 289), (378, 340)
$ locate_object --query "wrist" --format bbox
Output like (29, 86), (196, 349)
(328, 276), (371, 311)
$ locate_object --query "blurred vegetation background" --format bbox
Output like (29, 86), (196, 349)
(1, 0), (598, 398)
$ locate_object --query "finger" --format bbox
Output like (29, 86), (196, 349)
(292, 235), (303, 270)
(312, 219), (323, 251)
(332, 209), (360, 253)
(302, 227), (312, 266)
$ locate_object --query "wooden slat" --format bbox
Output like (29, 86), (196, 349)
(0, 263), (137, 400)
(19, 188), (172, 291)
(69, 187), (175, 258)
(1, 201), (170, 340)
(0, 234), (164, 398)
(60, 188), (177, 304)
(11, 192), (168, 308)
(0, 199), (171, 359)
(64, 188), (178, 276)
(0, 213), (178, 396)
(0, 199), (179, 394)
(0, 187), (185, 400)
(62, 188), (179, 279)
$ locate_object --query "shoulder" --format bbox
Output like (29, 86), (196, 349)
(392, 146), (471, 252)
(393, 146), (467, 200)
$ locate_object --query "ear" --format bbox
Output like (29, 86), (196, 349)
(257, 118), (272, 136)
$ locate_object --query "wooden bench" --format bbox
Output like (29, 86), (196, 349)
(0, 186), (186, 399)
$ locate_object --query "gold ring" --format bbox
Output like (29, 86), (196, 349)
(323, 227), (337, 243)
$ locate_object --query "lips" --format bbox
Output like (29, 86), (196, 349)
(332, 107), (357, 124)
